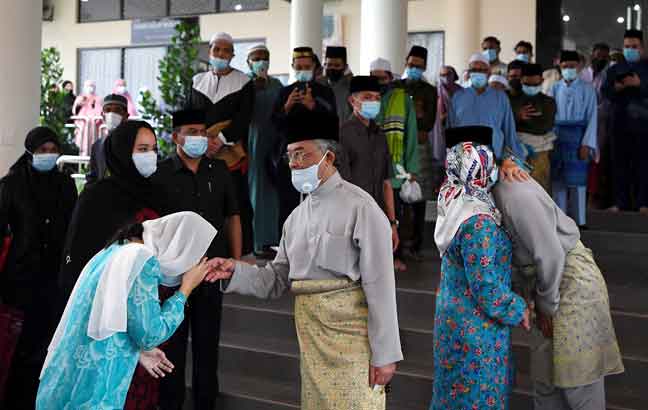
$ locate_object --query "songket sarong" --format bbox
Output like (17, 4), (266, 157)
(291, 279), (385, 410)
(552, 241), (624, 388)
(551, 121), (589, 187)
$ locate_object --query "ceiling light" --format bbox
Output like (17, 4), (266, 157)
(234, 4), (243, 11)
(618, 16), (626, 24)
(562, 15), (571, 22)
(634, 4), (641, 11)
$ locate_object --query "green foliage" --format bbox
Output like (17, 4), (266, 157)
(138, 89), (174, 156)
(40, 47), (77, 155)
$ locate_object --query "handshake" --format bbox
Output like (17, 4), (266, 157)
(204, 258), (237, 282)
(179, 257), (237, 297)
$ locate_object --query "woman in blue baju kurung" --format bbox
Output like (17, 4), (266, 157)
(431, 127), (529, 410)
(36, 211), (217, 410)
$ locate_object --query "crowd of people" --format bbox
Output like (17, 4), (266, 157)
(0, 26), (637, 410)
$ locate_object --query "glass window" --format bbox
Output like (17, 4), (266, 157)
(79, 0), (122, 22)
(219, 0), (269, 13)
(125, 47), (168, 108)
(408, 32), (445, 82)
(170, 0), (216, 16)
(561, 0), (632, 54)
(79, 48), (123, 99)
(124, 0), (168, 19)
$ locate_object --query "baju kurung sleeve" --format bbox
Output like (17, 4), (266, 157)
(353, 201), (403, 367)
(459, 216), (526, 326)
(501, 95), (527, 160)
(580, 86), (598, 151)
(404, 95), (420, 175)
(126, 258), (187, 351)
(223, 228), (291, 299)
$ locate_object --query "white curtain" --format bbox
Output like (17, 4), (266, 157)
(408, 32), (445, 83)
(79, 48), (122, 98)
(124, 46), (167, 107)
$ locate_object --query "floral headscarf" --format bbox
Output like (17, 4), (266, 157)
(434, 142), (501, 256)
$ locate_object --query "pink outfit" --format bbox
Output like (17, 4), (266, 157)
(113, 80), (138, 117)
(73, 94), (103, 156)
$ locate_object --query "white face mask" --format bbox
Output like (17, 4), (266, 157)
(291, 151), (329, 194)
(115, 86), (127, 95)
(132, 151), (157, 178)
(84, 85), (95, 95)
(104, 112), (123, 131)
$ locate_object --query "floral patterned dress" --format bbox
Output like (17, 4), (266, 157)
(35, 244), (186, 410)
(431, 214), (526, 410)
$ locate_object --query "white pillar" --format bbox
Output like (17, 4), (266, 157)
(290, 0), (324, 58)
(360, 0), (408, 75)
(446, 0), (480, 72)
(0, 1), (41, 174)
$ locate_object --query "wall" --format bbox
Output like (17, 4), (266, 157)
(480, 0), (537, 64)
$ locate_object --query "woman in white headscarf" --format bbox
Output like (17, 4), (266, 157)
(431, 126), (529, 410)
(35, 212), (217, 410)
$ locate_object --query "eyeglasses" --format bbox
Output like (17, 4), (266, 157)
(283, 149), (319, 164)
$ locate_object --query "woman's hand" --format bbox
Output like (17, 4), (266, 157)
(179, 258), (212, 297)
(520, 307), (531, 331)
(500, 158), (529, 182)
(139, 348), (174, 379)
(204, 258), (236, 283)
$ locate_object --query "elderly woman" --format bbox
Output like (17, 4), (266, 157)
(431, 126), (529, 410)
(36, 212), (216, 409)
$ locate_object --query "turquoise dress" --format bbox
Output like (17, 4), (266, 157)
(36, 244), (186, 410)
(431, 215), (526, 410)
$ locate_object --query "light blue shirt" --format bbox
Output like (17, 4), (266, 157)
(449, 86), (526, 160)
(549, 78), (598, 150)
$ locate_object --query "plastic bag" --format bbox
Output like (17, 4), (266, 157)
(400, 180), (423, 203)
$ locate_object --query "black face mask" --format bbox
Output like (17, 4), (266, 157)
(592, 58), (609, 73)
(509, 79), (522, 91)
(326, 68), (344, 82)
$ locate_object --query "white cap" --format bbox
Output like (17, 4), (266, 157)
(247, 44), (268, 56)
(370, 57), (392, 73)
(468, 52), (490, 66)
(209, 32), (233, 46)
(488, 74), (509, 88)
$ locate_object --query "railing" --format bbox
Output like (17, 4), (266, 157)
(57, 155), (90, 184)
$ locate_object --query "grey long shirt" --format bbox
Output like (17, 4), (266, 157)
(224, 172), (403, 367)
(493, 179), (580, 316)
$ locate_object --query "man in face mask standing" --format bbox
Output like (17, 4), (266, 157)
(206, 110), (403, 410)
(318, 46), (353, 124)
(86, 94), (129, 186)
(153, 109), (242, 410)
(482, 36), (508, 76)
(272, 46), (338, 233)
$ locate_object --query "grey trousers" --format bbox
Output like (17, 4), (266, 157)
(530, 328), (607, 410)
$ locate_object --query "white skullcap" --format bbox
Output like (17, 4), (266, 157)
(247, 44), (268, 56)
(370, 58), (392, 73)
(488, 74), (509, 88)
(209, 32), (233, 46)
(468, 52), (490, 66)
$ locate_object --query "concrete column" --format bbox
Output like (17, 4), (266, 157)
(445, 0), (480, 72)
(290, 0), (324, 58)
(0, 1), (41, 174)
(360, 0), (408, 75)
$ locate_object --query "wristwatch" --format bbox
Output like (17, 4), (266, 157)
(389, 219), (399, 227)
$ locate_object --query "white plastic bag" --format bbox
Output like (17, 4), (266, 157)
(400, 179), (423, 203)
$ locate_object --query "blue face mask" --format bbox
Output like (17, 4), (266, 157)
(359, 100), (381, 120)
(561, 68), (578, 81)
(291, 151), (329, 194)
(624, 47), (641, 63)
(516, 53), (530, 63)
(210, 57), (230, 71)
(483, 49), (498, 63)
(469, 72), (488, 89)
(182, 136), (208, 159)
(132, 152), (157, 178)
(251, 60), (269, 77)
(32, 153), (59, 172)
(406, 67), (424, 81)
(295, 70), (313, 82)
(522, 84), (542, 96)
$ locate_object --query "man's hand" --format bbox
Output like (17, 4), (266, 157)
(284, 87), (303, 113)
(369, 363), (397, 387)
(624, 73), (641, 88)
(391, 226), (400, 252)
(139, 348), (174, 379)
(301, 85), (316, 110)
(579, 146), (590, 161)
(518, 104), (539, 121)
(204, 257), (236, 283)
(500, 158), (529, 182)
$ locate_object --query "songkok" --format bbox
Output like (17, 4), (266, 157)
(172, 109), (205, 129)
(247, 44), (269, 56)
(285, 110), (339, 145)
(469, 52), (490, 66)
(522, 63), (544, 77)
(560, 50), (580, 63)
(25, 126), (59, 152)
(350, 76), (381, 94)
(508, 60), (527, 72)
(370, 58), (392, 73)
(488, 75), (509, 89)
(293, 47), (315, 60)
(209, 32), (233, 46)
(408, 45), (428, 61)
(103, 94), (128, 109)
(325, 46), (347, 62)
(445, 126), (493, 149)
(625, 29), (644, 41)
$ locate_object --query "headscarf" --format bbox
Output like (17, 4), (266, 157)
(43, 212), (217, 376)
(112, 79), (138, 116)
(105, 120), (154, 188)
(430, 66), (461, 163)
(10, 126), (60, 171)
(434, 142), (501, 256)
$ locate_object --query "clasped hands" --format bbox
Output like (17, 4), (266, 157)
(203, 257), (236, 283)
